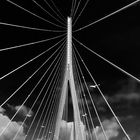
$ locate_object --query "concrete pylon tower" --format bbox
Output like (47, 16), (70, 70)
(53, 17), (85, 140)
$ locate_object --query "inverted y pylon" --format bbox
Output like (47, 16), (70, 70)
(53, 17), (85, 140)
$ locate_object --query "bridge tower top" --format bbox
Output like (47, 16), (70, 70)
(67, 17), (72, 70)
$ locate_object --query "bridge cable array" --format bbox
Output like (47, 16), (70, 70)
(0, 0), (138, 139)
(73, 38), (132, 140)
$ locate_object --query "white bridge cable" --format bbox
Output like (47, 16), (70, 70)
(73, 48), (93, 139)
(73, 0), (90, 27)
(25, 50), (64, 140)
(49, 52), (68, 140)
(0, 38), (66, 108)
(42, 74), (62, 140)
(0, 21), (65, 32)
(0, 40), (65, 138)
(72, 0), (82, 21)
(49, 0), (66, 22)
(70, 0), (75, 17)
(32, 0), (66, 26)
(31, 43), (66, 140)
(39, 66), (62, 140)
(0, 36), (66, 81)
(0, 33), (65, 52)
(30, 60), (64, 140)
(41, 60), (64, 140)
(74, 0), (140, 32)
(45, 47), (66, 136)
(73, 78), (86, 128)
(21, 40), (66, 139)
(73, 37), (140, 82)
(43, 0), (66, 23)
(75, 70), (96, 140)
(73, 46), (99, 140)
(6, 0), (65, 29)
(14, 64), (61, 140)
(73, 42), (131, 140)
(14, 49), (64, 139)
(70, 0), (77, 18)
(13, 40), (66, 140)
(73, 45), (109, 140)
(72, 49), (86, 124)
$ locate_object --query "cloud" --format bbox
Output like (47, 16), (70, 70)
(8, 104), (33, 118)
(38, 118), (119, 140)
(0, 107), (5, 114)
(38, 120), (86, 140)
(0, 113), (26, 140)
(59, 120), (73, 140)
(105, 78), (140, 103)
(59, 120), (86, 140)
(114, 92), (140, 102)
(36, 121), (73, 140)
(60, 118), (120, 140)
(97, 92), (140, 107)
(92, 117), (120, 140)
(15, 105), (33, 118)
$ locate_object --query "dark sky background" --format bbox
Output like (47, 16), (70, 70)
(0, 0), (140, 140)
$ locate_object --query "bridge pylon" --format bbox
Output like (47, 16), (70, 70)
(53, 17), (85, 140)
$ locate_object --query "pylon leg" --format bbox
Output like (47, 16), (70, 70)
(53, 71), (69, 140)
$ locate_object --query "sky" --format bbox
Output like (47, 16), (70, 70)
(0, 0), (140, 140)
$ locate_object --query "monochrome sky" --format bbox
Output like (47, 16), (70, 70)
(0, 0), (140, 140)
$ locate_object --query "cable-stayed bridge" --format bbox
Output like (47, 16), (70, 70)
(0, 0), (140, 140)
